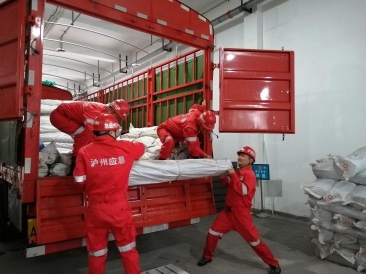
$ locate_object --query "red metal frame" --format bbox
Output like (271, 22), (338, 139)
(78, 49), (210, 152)
(17, 0), (216, 203)
(47, 0), (214, 49)
(22, 0), (45, 203)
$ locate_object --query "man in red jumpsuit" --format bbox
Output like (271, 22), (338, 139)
(73, 113), (146, 274)
(157, 103), (216, 160)
(50, 99), (130, 157)
(197, 146), (281, 274)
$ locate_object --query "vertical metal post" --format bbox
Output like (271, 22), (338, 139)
(256, 179), (270, 218)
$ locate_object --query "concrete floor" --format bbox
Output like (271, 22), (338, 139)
(0, 213), (360, 274)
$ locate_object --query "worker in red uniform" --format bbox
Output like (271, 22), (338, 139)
(157, 102), (216, 160)
(197, 146), (281, 274)
(50, 99), (130, 157)
(73, 113), (146, 274)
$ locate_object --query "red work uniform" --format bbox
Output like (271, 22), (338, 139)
(157, 104), (206, 159)
(73, 136), (146, 274)
(202, 166), (279, 267)
(50, 101), (108, 156)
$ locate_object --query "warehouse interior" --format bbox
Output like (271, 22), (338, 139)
(40, 0), (366, 218)
(1, 0), (366, 273)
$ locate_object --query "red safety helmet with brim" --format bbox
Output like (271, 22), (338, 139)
(237, 146), (256, 162)
(198, 110), (216, 131)
(93, 113), (121, 131)
(110, 99), (130, 120)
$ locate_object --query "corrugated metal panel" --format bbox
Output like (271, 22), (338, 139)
(219, 48), (295, 133)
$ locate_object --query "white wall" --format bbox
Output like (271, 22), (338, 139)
(206, 0), (366, 217)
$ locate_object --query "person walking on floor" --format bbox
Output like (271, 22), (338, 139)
(73, 113), (146, 274)
(197, 145), (281, 274)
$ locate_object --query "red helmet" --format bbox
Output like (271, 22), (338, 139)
(110, 99), (130, 120)
(198, 110), (216, 131)
(93, 113), (120, 131)
(237, 146), (256, 161)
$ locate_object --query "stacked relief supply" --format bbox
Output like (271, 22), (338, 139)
(301, 146), (366, 271)
(39, 99), (74, 177)
(38, 100), (233, 184)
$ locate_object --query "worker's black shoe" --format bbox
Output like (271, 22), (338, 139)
(197, 258), (212, 266)
(269, 265), (281, 274)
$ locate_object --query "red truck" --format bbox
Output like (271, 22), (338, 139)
(0, 0), (295, 257)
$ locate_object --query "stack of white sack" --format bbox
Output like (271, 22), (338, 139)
(38, 99), (74, 177)
(301, 146), (366, 271)
(38, 111), (233, 182)
(39, 140), (72, 177)
(118, 124), (162, 160)
(40, 99), (74, 154)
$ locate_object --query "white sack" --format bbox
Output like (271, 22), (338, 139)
(129, 159), (233, 186)
(333, 234), (358, 248)
(134, 136), (156, 147)
(310, 225), (334, 244)
(49, 163), (70, 176)
(311, 238), (331, 259)
(311, 206), (333, 223)
(329, 246), (356, 264)
(40, 116), (59, 134)
(310, 157), (344, 180)
(43, 141), (72, 154)
(355, 251), (366, 272)
(40, 99), (74, 115)
(350, 168), (366, 186)
(314, 220), (366, 240)
(129, 124), (158, 134)
(301, 178), (338, 199)
(344, 185), (366, 208)
(354, 221), (366, 233)
(333, 214), (355, 229)
(322, 181), (356, 205)
(40, 140), (60, 165)
(317, 200), (366, 222)
(58, 153), (72, 166)
(41, 132), (74, 144)
(333, 146), (366, 181)
(38, 153), (48, 177)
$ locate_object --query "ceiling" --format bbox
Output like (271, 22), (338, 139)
(42, 0), (230, 97)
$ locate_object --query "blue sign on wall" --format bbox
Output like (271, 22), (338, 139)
(252, 164), (270, 180)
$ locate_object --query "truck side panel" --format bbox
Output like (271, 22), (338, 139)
(35, 178), (215, 245)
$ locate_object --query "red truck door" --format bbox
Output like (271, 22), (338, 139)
(0, 0), (26, 120)
(219, 48), (295, 134)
